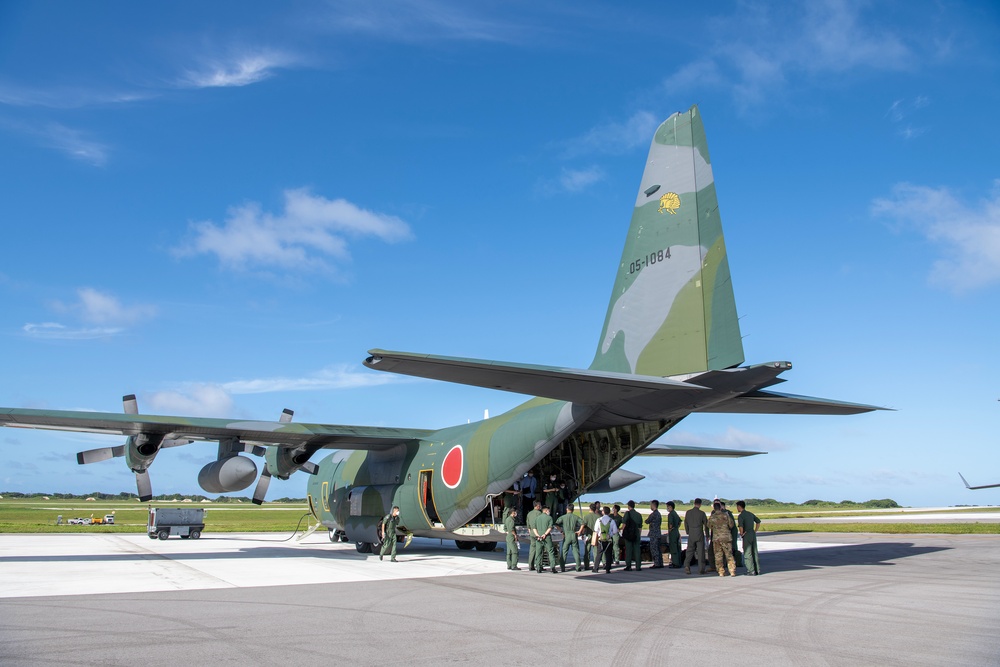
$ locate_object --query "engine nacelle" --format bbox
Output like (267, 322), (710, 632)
(588, 468), (645, 494)
(198, 455), (258, 493)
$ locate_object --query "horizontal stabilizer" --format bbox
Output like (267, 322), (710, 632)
(959, 472), (1000, 490)
(639, 443), (764, 458)
(364, 349), (706, 404)
(694, 390), (886, 415)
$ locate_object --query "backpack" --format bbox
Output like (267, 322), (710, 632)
(622, 514), (638, 541)
(598, 518), (611, 541)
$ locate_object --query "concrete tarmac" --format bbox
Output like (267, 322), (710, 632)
(1, 531), (998, 666)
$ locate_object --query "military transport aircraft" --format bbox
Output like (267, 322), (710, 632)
(0, 106), (882, 553)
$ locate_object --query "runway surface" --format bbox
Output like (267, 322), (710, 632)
(1, 531), (998, 666)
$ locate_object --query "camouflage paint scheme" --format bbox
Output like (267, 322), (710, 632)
(0, 106), (884, 552)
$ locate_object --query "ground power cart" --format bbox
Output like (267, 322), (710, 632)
(148, 507), (206, 540)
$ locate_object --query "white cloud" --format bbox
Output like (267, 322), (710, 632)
(563, 111), (658, 158)
(0, 121), (110, 166)
(175, 188), (413, 272)
(558, 166), (605, 193)
(145, 385), (235, 418)
(178, 51), (295, 89)
(222, 364), (405, 395)
(871, 180), (1000, 292)
(24, 288), (156, 340)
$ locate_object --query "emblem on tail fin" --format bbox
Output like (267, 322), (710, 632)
(658, 192), (680, 214)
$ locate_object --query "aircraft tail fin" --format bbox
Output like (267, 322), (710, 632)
(590, 105), (744, 378)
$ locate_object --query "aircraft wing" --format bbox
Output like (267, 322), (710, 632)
(364, 349), (707, 403)
(638, 444), (765, 457)
(694, 390), (887, 415)
(0, 407), (433, 450)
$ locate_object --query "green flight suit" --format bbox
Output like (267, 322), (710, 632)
(532, 512), (558, 573)
(621, 508), (643, 570)
(555, 512), (583, 571)
(525, 508), (541, 567)
(726, 508), (739, 562)
(504, 513), (519, 570)
(611, 511), (623, 563)
(738, 510), (761, 575)
(379, 512), (399, 561)
(666, 509), (682, 567)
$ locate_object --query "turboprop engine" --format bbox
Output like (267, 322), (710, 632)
(198, 455), (258, 494)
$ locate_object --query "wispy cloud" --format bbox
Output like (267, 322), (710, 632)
(145, 385), (235, 418)
(178, 50), (296, 89)
(174, 188), (413, 273)
(24, 288), (157, 340)
(0, 120), (110, 166)
(561, 111), (658, 158)
(0, 84), (153, 109)
(871, 180), (1000, 292)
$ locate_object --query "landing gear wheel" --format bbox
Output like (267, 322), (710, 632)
(190, 530), (201, 539)
(355, 541), (373, 553)
(455, 540), (476, 550)
(157, 530), (169, 540)
(475, 542), (497, 552)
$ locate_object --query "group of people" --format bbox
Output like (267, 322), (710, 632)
(506, 470), (575, 524)
(503, 495), (762, 576)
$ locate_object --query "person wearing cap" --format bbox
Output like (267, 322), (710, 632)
(621, 500), (643, 571)
(504, 506), (521, 571)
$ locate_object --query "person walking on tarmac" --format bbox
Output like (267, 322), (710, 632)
(666, 501), (682, 568)
(504, 507), (521, 571)
(581, 502), (599, 570)
(591, 506), (619, 573)
(555, 503), (584, 572)
(379, 506), (401, 562)
(621, 500), (643, 571)
(532, 506), (559, 573)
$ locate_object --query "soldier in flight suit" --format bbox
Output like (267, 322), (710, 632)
(737, 500), (762, 575)
(502, 481), (520, 520)
(683, 498), (709, 574)
(555, 503), (584, 572)
(543, 474), (560, 517)
(621, 500), (643, 571)
(379, 506), (401, 562)
(504, 507), (521, 570)
(646, 499), (663, 568)
(581, 502), (599, 570)
(666, 501), (682, 568)
(708, 501), (737, 576)
(532, 506), (559, 573)
(525, 500), (543, 569)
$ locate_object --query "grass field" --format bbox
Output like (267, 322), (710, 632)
(0, 498), (312, 533)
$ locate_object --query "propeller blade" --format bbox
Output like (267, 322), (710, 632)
(251, 468), (271, 505)
(279, 409), (293, 424)
(161, 438), (194, 449)
(123, 394), (138, 415)
(77, 445), (126, 465)
(301, 461), (319, 476)
(135, 470), (153, 502)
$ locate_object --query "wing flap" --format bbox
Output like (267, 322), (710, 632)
(694, 390), (887, 415)
(364, 349), (706, 404)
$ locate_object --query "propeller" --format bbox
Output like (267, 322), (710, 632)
(251, 408), (294, 505)
(75, 394), (192, 502)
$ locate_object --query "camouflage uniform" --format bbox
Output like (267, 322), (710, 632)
(621, 506), (643, 571)
(532, 510), (558, 573)
(504, 512), (520, 570)
(738, 509), (761, 575)
(683, 505), (709, 573)
(581, 508), (599, 569)
(379, 512), (399, 562)
(708, 508), (736, 576)
(555, 511), (583, 572)
(666, 508), (682, 567)
(645, 507), (663, 567)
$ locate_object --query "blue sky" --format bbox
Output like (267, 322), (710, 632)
(1, 1), (998, 506)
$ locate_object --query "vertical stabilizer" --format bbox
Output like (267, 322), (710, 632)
(590, 105), (743, 377)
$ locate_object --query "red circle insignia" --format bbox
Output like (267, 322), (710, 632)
(441, 445), (463, 489)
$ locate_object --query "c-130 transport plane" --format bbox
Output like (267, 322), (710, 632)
(0, 106), (882, 553)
